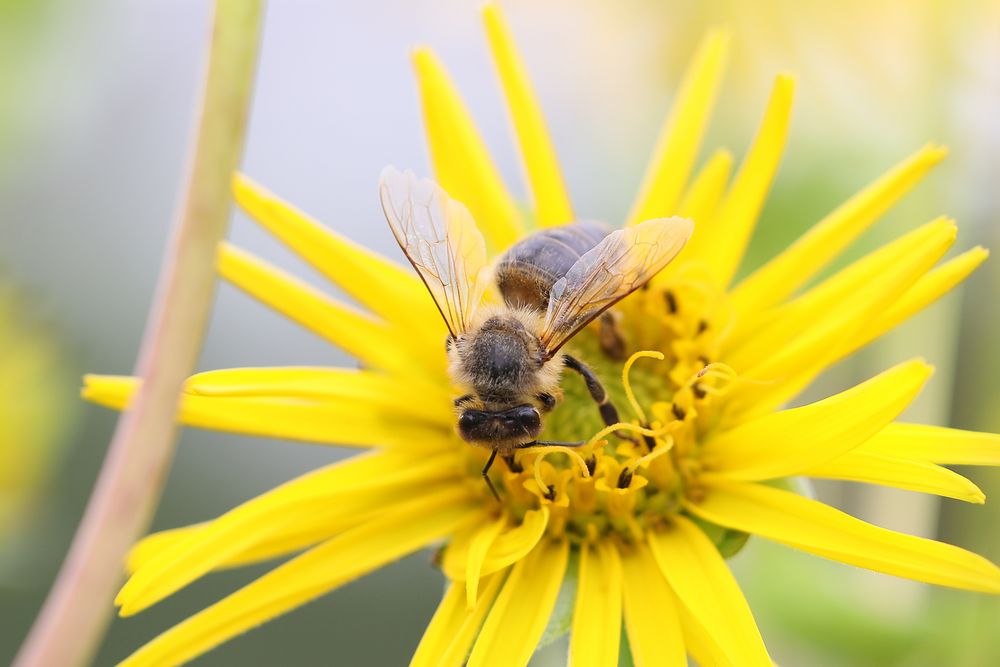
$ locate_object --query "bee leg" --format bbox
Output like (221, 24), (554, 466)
(515, 440), (587, 449)
(481, 449), (501, 502)
(563, 355), (638, 444)
(502, 453), (523, 473)
(598, 311), (627, 360)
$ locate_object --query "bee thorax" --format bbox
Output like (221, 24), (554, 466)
(465, 317), (535, 402)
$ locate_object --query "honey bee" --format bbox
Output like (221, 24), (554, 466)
(379, 167), (692, 499)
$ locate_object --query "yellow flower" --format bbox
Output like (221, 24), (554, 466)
(0, 285), (69, 543)
(85, 5), (1000, 666)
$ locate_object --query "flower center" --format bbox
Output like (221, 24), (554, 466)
(464, 278), (739, 544)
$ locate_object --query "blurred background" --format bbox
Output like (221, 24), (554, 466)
(1, 0), (998, 664)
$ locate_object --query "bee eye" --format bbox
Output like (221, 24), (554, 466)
(459, 410), (486, 430)
(510, 405), (541, 432)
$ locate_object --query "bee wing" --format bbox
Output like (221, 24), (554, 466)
(539, 217), (693, 357)
(379, 167), (488, 337)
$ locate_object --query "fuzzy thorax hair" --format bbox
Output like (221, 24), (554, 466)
(447, 304), (565, 413)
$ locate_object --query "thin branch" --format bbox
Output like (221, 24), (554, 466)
(13, 2), (264, 665)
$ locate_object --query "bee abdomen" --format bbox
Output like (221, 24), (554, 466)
(495, 221), (610, 311)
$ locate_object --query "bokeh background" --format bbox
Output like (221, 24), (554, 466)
(2, 0), (999, 664)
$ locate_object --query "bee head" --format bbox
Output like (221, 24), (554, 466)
(457, 404), (541, 447)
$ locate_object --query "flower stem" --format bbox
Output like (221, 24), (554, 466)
(13, 2), (263, 666)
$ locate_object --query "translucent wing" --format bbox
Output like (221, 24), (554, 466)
(379, 167), (487, 337)
(539, 217), (693, 357)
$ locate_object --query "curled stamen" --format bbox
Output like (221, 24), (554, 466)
(531, 446), (591, 492)
(625, 435), (675, 475)
(696, 361), (739, 379)
(692, 361), (774, 391)
(583, 421), (669, 450)
(622, 350), (665, 424)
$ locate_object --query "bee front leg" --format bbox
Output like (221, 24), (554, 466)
(562, 355), (637, 443)
(481, 449), (501, 502)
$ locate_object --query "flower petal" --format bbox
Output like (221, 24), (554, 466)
(218, 243), (445, 378)
(690, 477), (1000, 593)
(466, 538), (569, 667)
(678, 149), (734, 222)
(655, 149), (734, 288)
(182, 366), (452, 424)
(704, 359), (931, 480)
(726, 218), (954, 378)
(676, 601), (735, 667)
(443, 507), (549, 580)
(410, 572), (508, 667)
(687, 75), (795, 287)
(804, 449), (984, 503)
(126, 526), (199, 575)
(846, 246), (989, 355)
(231, 173), (439, 331)
(82, 374), (451, 448)
(117, 450), (464, 615)
(725, 219), (954, 417)
(619, 543), (686, 667)
(570, 541), (623, 667)
(412, 48), (523, 251)
(627, 30), (730, 225)
(130, 467), (471, 577)
(858, 423), (1000, 466)
(730, 144), (948, 315)
(482, 3), (572, 227)
(119, 487), (481, 667)
(464, 512), (508, 609)
(648, 516), (771, 666)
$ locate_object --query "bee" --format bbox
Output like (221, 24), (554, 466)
(379, 167), (692, 499)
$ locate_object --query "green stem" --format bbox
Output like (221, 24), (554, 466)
(13, 2), (263, 665)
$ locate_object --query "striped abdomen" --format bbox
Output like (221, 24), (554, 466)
(495, 221), (610, 312)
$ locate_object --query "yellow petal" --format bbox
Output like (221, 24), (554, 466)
(118, 450), (463, 615)
(83, 373), (451, 449)
(570, 541), (623, 667)
(804, 449), (984, 503)
(126, 525), (202, 575)
(627, 30), (730, 226)
(705, 359), (931, 480)
(725, 219), (954, 417)
(129, 452), (439, 574)
(846, 246), (989, 355)
(410, 571), (508, 667)
(467, 538), (569, 667)
(443, 506), (549, 580)
(691, 477), (1000, 593)
(218, 243), (446, 378)
(677, 149), (734, 223)
(654, 149), (734, 288)
(183, 366), (452, 423)
(482, 3), (572, 227)
(465, 512), (508, 609)
(412, 48), (523, 250)
(119, 487), (481, 667)
(648, 516), (771, 666)
(676, 601), (735, 667)
(859, 423), (1000, 466)
(687, 75), (795, 287)
(727, 218), (954, 376)
(619, 543), (686, 667)
(730, 144), (949, 315)
(231, 173), (439, 332)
